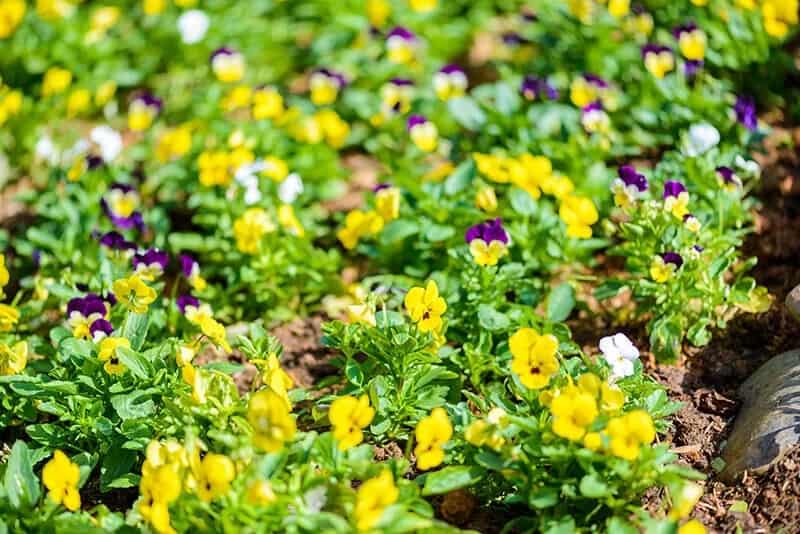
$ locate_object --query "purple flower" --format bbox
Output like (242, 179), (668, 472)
(662, 252), (684, 268)
(583, 73), (609, 89)
(440, 64), (464, 75)
(387, 26), (415, 41)
(32, 250), (41, 269)
(67, 293), (108, 320)
(734, 96), (757, 131)
(672, 22), (698, 40)
(210, 46), (236, 62)
(618, 165), (648, 192)
(501, 32), (528, 46)
(663, 181), (687, 199)
(133, 248), (169, 278)
(683, 60), (703, 78)
(520, 76), (558, 101)
(90, 318), (114, 340)
(582, 100), (603, 113)
(98, 231), (137, 252)
(389, 78), (414, 87)
(641, 44), (672, 58)
(180, 254), (199, 278)
(716, 166), (741, 189)
(407, 114), (428, 131)
(373, 183), (392, 193)
(132, 92), (163, 113)
(465, 218), (509, 245)
(314, 68), (348, 88)
(101, 184), (145, 232)
(176, 294), (200, 315)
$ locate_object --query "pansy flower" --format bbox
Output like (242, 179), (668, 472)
(379, 78), (414, 118)
(599, 333), (640, 381)
(625, 6), (653, 35)
(407, 114), (438, 152)
(101, 183), (145, 231)
(386, 26), (417, 65)
(683, 122), (720, 156)
(650, 252), (683, 283)
(374, 184), (400, 222)
(509, 328), (559, 389)
(67, 293), (109, 339)
(465, 218), (510, 267)
(716, 166), (742, 191)
(113, 275), (157, 314)
(309, 68), (347, 106)
(98, 231), (137, 258)
(570, 73), (608, 108)
(128, 93), (162, 131)
(611, 165), (648, 208)
(688, 244), (704, 260)
(177, 9), (210, 44)
(520, 75), (558, 101)
(89, 318), (114, 342)
(211, 47), (245, 83)
(673, 22), (706, 61)
(663, 180), (690, 219)
(252, 86), (284, 120)
(683, 214), (701, 233)
(559, 195), (599, 238)
(233, 208), (275, 254)
(404, 280), (447, 333)
(683, 60), (703, 79)
(642, 44), (674, 79)
(180, 254), (207, 291)
(177, 294), (214, 324)
(475, 186), (498, 212)
(132, 248), (169, 280)
(432, 64), (467, 101)
(580, 101), (610, 134)
(278, 173), (304, 204)
(98, 336), (130, 375)
(734, 96), (757, 131)
(337, 209), (384, 250)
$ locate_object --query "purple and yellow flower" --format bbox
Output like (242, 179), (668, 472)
(734, 96), (757, 131)
(433, 64), (467, 101)
(612, 165), (648, 208)
(90, 318), (114, 342)
(581, 101), (610, 134)
(386, 27), (417, 65)
(98, 231), (137, 258)
(408, 114), (438, 152)
(520, 75), (558, 101)
(309, 68), (347, 106)
(128, 93), (162, 131)
(683, 214), (701, 233)
(465, 218), (510, 267)
(180, 254), (207, 291)
(132, 248), (169, 280)
(650, 252), (683, 283)
(211, 47), (245, 83)
(101, 184), (144, 231)
(642, 44), (674, 79)
(716, 166), (742, 191)
(663, 181), (690, 219)
(683, 60), (703, 79)
(673, 23), (706, 61)
(374, 184), (400, 222)
(67, 294), (110, 339)
(177, 294), (213, 324)
(379, 78), (414, 117)
(570, 73), (608, 108)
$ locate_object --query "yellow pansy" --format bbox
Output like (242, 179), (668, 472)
(678, 520), (707, 534)
(608, 0), (629, 17)
(0, 341), (27, 375)
(248, 388), (297, 452)
(252, 87), (284, 120)
(98, 337), (130, 375)
(66, 88), (91, 117)
(559, 195), (598, 238)
(0, 303), (20, 332)
(112, 274), (157, 314)
(36, 0), (75, 21)
(42, 67), (72, 97)
(247, 480), (276, 505)
(198, 316), (231, 352)
(670, 482), (704, 520)
(0, 0), (26, 39)
(156, 126), (192, 163)
(330, 395), (375, 450)
(337, 210), (384, 250)
(678, 29), (707, 61)
(0, 254), (9, 294)
(354, 469), (398, 531)
(509, 328), (559, 389)
(233, 208), (275, 254)
(469, 239), (508, 267)
(375, 186), (400, 222)
(191, 453), (235, 502)
(404, 280), (447, 333)
(414, 407), (452, 470)
(43, 450), (81, 511)
(278, 204), (305, 237)
(475, 186), (498, 212)
(551, 387), (599, 441)
(606, 409), (655, 460)
(95, 81), (117, 106)
(366, 0), (391, 28)
(410, 0), (437, 12)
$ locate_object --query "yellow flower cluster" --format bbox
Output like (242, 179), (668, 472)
(156, 126), (192, 163)
(248, 388), (297, 452)
(0, 0), (25, 38)
(233, 207), (275, 254)
(197, 146), (254, 187)
(0, 303), (19, 332)
(762, 0), (799, 37)
(329, 394), (375, 450)
(112, 274), (158, 314)
(0, 340), (27, 376)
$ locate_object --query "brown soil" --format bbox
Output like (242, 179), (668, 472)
(271, 315), (337, 388)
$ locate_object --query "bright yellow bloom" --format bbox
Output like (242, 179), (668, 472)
(112, 275), (157, 314)
(375, 186), (400, 222)
(139, 459), (182, 534)
(198, 316), (231, 353)
(570, 77), (596, 108)
(551, 387), (598, 441)
(143, 0), (166, 15)
(559, 195), (598, 238)
(36, 0), (75, 21)
(541, 174), (575, 199)
(262, 156), (289, 182)
(469, 239), (508, 267)
(0, 254), (9, 294)
(606, 409), (655, 460)
(678, 519), (707, 534)
(42, 67), (72, 97)
(252, 87), (284, 120)
(248, 388), (297, 452)
(583, 432), (603, 451)
(0, 341), (27, 375)
(43, 450), (81, 511)
(645, 50), (675, 79)
(191, 453), (235, 502)
(247, 480), (276, 505)
(475, 186), (498, 212)
(0, 303), (20, 332)
(337, 210), (384, 250)
(233, 208), (274, 254)
(309, 73), (340, 106)
(354, 469), (398, 531)
(278, 204), (305, 237)
(762, 0), (798, 37)
(414, 407), (452, 470)
(330, 395), (375, 450)
(156, 127), (192, 162)
(0, 0), (26, 39)
(66, 88), (91, 117)
(95, 81), (117, 106)
(670, 482), (704, 520)
(410, 121), (438, 152)
(404, 280), (447, 333)
(650, 255), (676, 283)
(366, 0), (391, 28)
(509, 328), (559, 389)
(316, 109), (350, 148)
(98, 337), (130, 375)
(251, 352), (293, 408)
(347, 303), (376, 326)
(464, 408), (507, 450)
(197, 150), (231, 187)
(221, 85), (253, 111)
(128, 100), (157, 131)
(410, 0), (437, 12)
(679, 30), (707, 61)
(608, 0), (629, 17)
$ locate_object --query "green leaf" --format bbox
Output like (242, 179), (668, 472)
(447, 96), (487, 130)
(122, 312), (150, 351)
(579, 473), (609, 498)
(421, 465), (486, 496)
(477, 304), (510, 331)
(3, 441), (40, 509)
(111, 391), (156, 420)
(380, 220), (420, 245)
(547, 283), (576, 322)
(509, 187), (538, 216)
(115, 346), (152, 379)
(529, 486), (559, 508)
(443, 159), (475, 196)
(594, 280), (627, 300)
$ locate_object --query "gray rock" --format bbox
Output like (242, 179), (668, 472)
(721, 349), (800, 481)
(787, 285), (800, 323)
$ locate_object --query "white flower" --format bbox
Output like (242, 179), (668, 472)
(278, 172), (304, 204)
(599, 333), (640, 381)
(304, 486), (327, 514)
(734, 155), (761, 179)
(177, 10), (209, 44)
(90, 125), (123, 162)
(35, 136), (59, 165)
(243, 185), (262, 205)
(682, 123), (720, 157)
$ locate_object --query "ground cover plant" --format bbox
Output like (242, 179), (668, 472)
(1, 0), (799, 532)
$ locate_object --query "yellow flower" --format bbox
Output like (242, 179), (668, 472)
(679, 29), (707, 61)
(515, 154), (553, 198)
(551, 387), (598, 442)
(0, 254), (9, 293)
(128, 100), (157, 131)
(567, 0), (593, 23)
(607, 0), (629, 17)
(198, 316), (231, 353)
(43, 450), (81, 511)
(762, 0), (798, 37)
(330, 395), (375, 450)
(221, 84), (253, 112)
(156, 127), (192, 163)
(650, 256), (676, 284)
(247, 480), (276, 505)
(0, 303), (20, 332)
(262, 156), (289, 182)
(309, 72), (340, 106)
(424, 160), (455, 182)
(541, 174), (575, 199)
(366, 0), (391, 28)
(42, 67), (72, 97)
(464, 409), (507, 450)
(645, 50), (675, 79)
(475, 186), (498, 212)
(626, 12), (654, 35)
(410, 0), (437, 12)
(139, 460), (182, 534)
(278, 204), (305, 237)
(36, 0), (75, 21)
(509, 328), (559, 389)
(95, 81), (117, 106)
(670, 482), (704, 520)
(606, 409), (655, 460)
(248, 388), (297, 452)
(197, 150), (232, 187)
(410, 120), (438, 152)
(414, 407), (452, 470)
(559, 195), (598, 238)
(90, 6), (119, 32)
(0, 341), (27, 375)
(404, 280), (447, 333)
(251, 353), (293, 408)
(233, 208), (275, 254)
(191, 453), (235, 502)
(354, 469), (398, 531)
(316, 109), (350, 148)
(66, 88), (91, 117)
(112, 274), (157, 314)
(583, 432), (603, 451)
(143, 0), (166, 15)
(337, 210), (384, 250)
(678, 519), (707, 534)
(252, 87), (284, 120)
(98, 337), (130, 375)
(347, 303), (376, 326)
(375, 186), (400, 222)
(570, 77), (596, 108)
(0, 0), (26, 39)
(469, 239), (508, 267)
